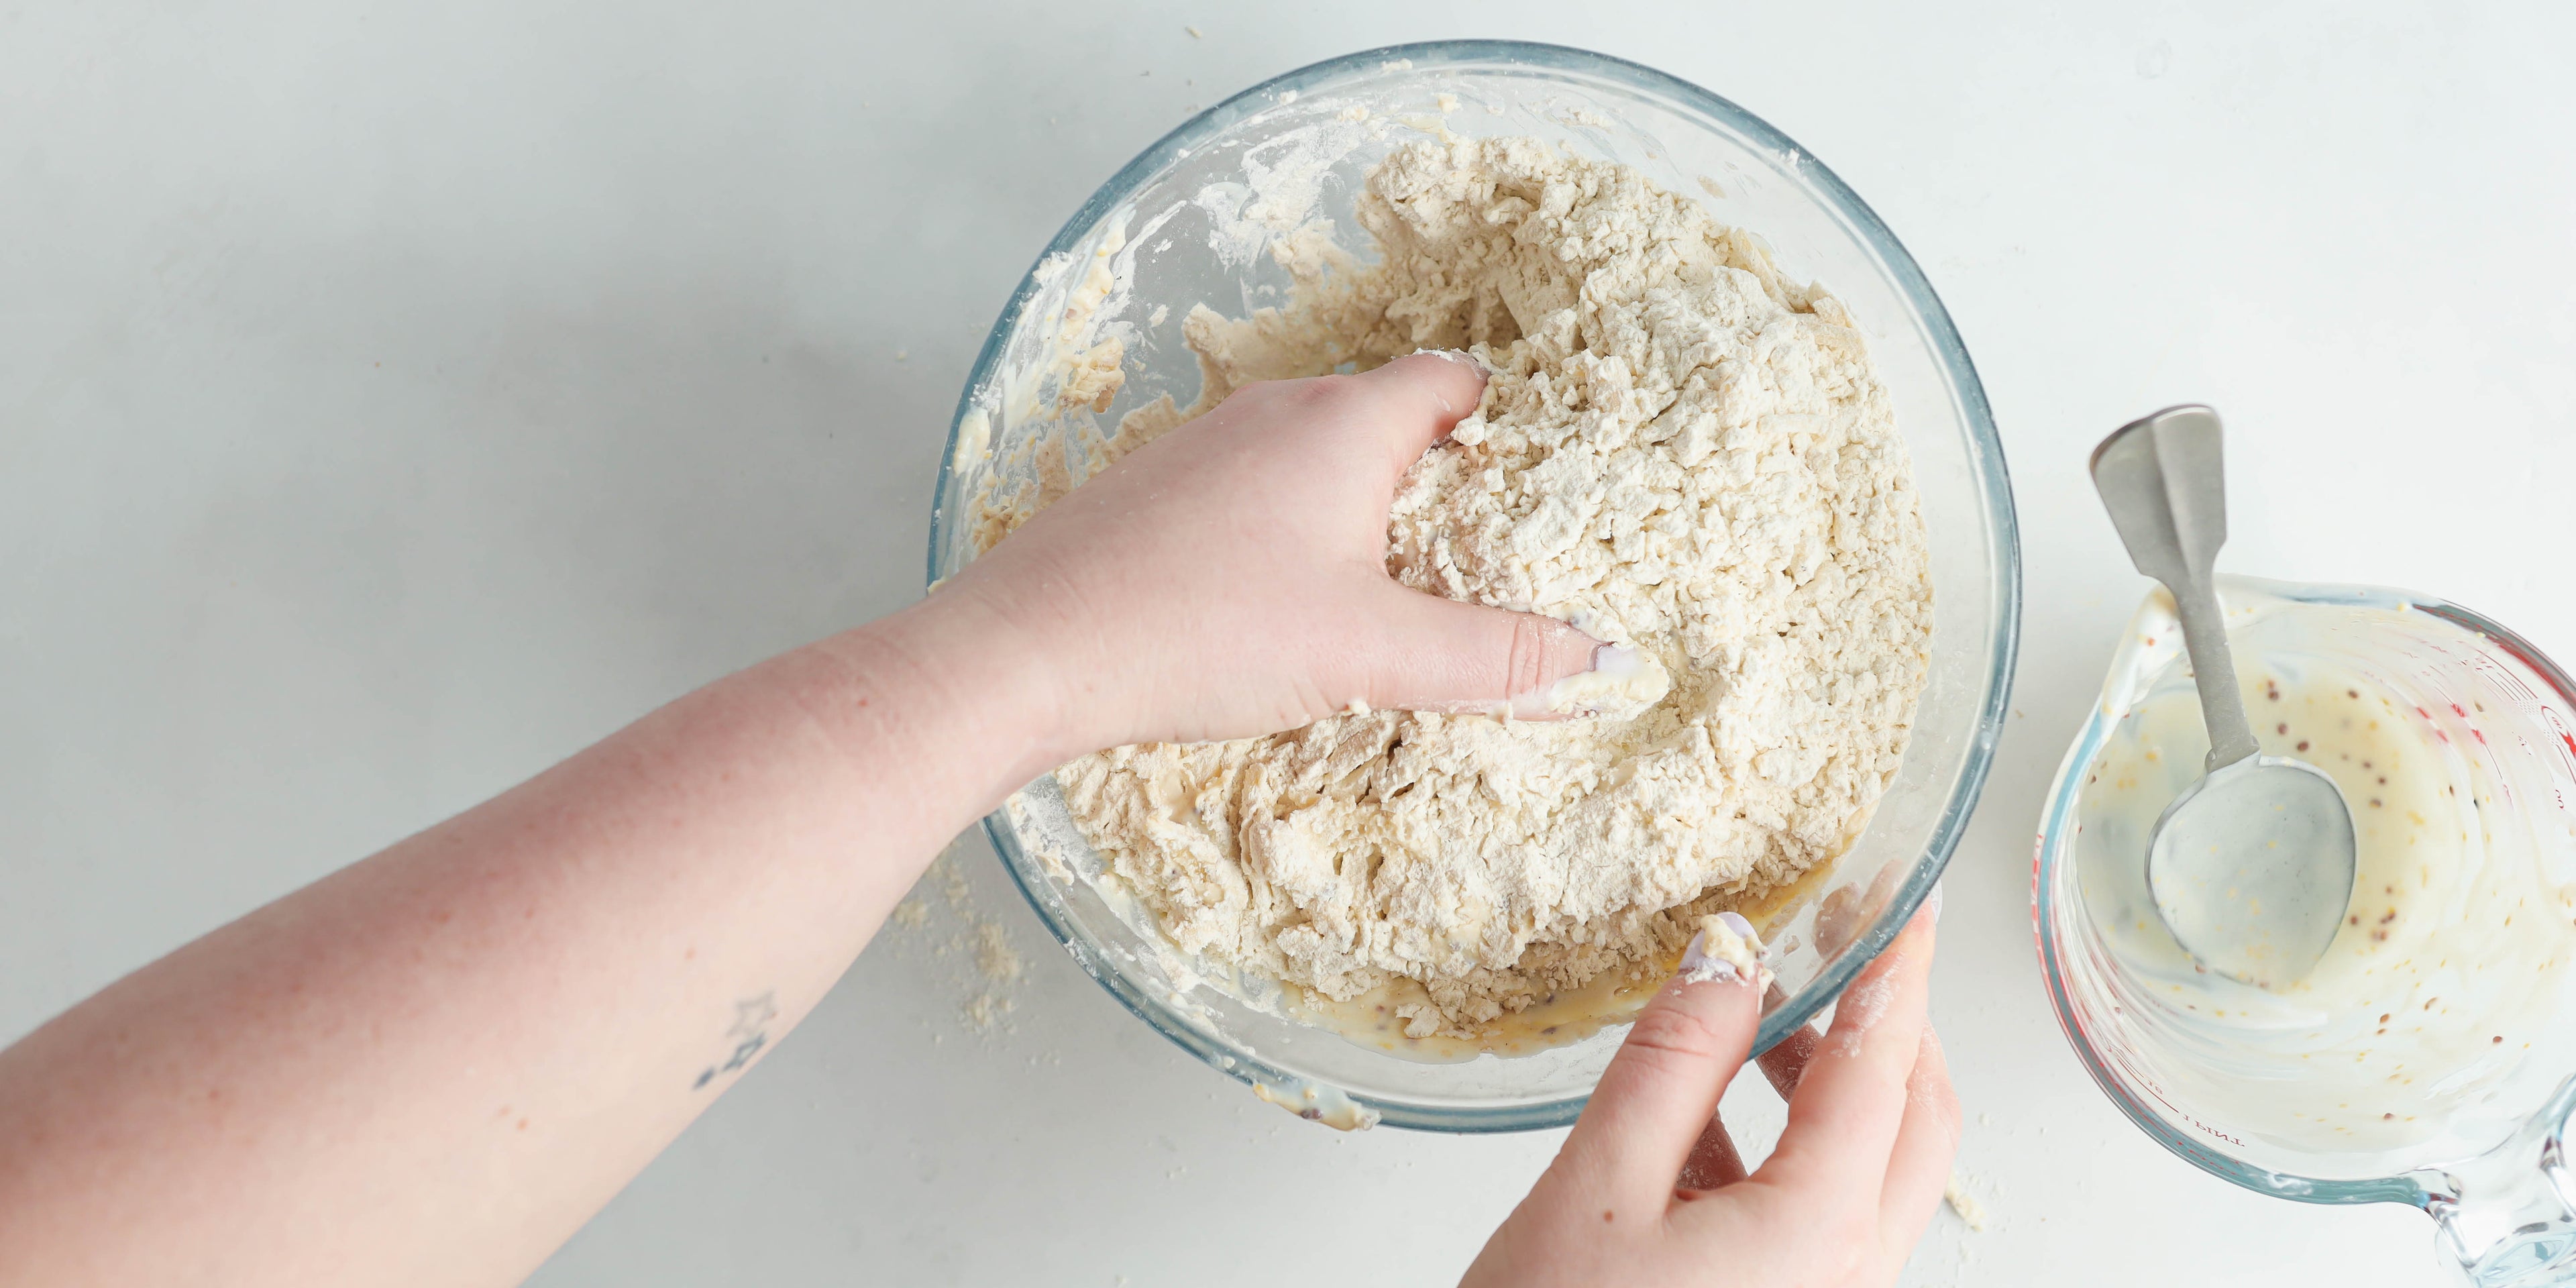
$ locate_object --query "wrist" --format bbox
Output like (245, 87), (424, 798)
(808, 586), (1090, 802)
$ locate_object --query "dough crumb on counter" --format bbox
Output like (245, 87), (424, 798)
(1943, 1174), (1990, 1232)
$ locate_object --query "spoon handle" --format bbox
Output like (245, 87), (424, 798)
(2090, 405), (2263, 770)
(2168, 564), (2261, 770)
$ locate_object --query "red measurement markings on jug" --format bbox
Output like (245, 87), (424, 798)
(2544, 707), (2576, 814)
(2130, 1067), (2247, 1149)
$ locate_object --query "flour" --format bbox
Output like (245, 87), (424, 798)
(988, 136), (1931, 1040)
(893, 848), (1032, 1036)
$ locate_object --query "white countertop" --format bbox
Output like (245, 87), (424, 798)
(7, 3), (2573, 1283)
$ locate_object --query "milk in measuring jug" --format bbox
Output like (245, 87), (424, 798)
(2074, 598), (2576, 1154)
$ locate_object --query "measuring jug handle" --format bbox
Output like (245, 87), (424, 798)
(2420, 1077), (2576, 1286)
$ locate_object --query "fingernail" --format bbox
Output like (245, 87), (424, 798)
(1509, 643), (1672, 720)
(1413, 345), (1493, 376)
(1678, 913), (1767, 987)
(1927, 882), (1944, 925)
(1677, 929), (1741, 985)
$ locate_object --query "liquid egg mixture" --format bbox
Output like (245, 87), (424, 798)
(2075, 601), (2576, 1153)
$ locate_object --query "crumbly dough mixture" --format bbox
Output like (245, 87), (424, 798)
(994, 136), (1931, 1039)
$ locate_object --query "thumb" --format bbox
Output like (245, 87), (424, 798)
(1345, 350), (1489, 467)
(1555, 921), (1764, 1214)
(1359, 586), (1664, 720)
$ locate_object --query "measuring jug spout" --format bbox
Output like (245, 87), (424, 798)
(2420, 1076), (2576, 1287)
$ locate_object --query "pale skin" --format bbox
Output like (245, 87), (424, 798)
(1462, 908), (1957, 1287)
(0, 353), (1954, 1286)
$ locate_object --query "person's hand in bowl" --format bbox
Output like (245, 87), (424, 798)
(929, 350), (1611, 752)
(1461, 910), (1958, 1288)
(0, 354), (1617, 1286)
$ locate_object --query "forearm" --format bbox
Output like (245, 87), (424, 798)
(0, 351), (1556, 1286)
(0, 593), (1066, 1287)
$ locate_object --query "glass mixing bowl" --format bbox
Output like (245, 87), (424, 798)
(925, 40), (2020, 1131)
(2037, 578), (2576, 1283)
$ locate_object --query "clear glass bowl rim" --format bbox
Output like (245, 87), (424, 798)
(2032, 580), (2576, 1204)
(926, 38), (2023, 1132)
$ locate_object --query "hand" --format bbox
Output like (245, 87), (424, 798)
(0, 352), (1609, 1288)
(931, 354), (1607, 757)
(1462, 910), (1957, 1288)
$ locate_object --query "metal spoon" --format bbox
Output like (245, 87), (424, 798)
(2090, 405), (2357, 990)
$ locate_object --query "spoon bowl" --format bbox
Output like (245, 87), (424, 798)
(2145, 754), (2360, 989)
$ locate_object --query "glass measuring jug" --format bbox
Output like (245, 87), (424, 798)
(2036, 577), (2576, 1285)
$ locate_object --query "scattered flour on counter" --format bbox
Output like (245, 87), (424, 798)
(979, 136), (1931, 1040)
(889, 846), (1031, 1034)
(958, 897), (1025, 1032)
(959, 991), (1013, 1032)
(973, 921), (1025, 999)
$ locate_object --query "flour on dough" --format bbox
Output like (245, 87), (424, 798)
(983, 136), (1931, 1040)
